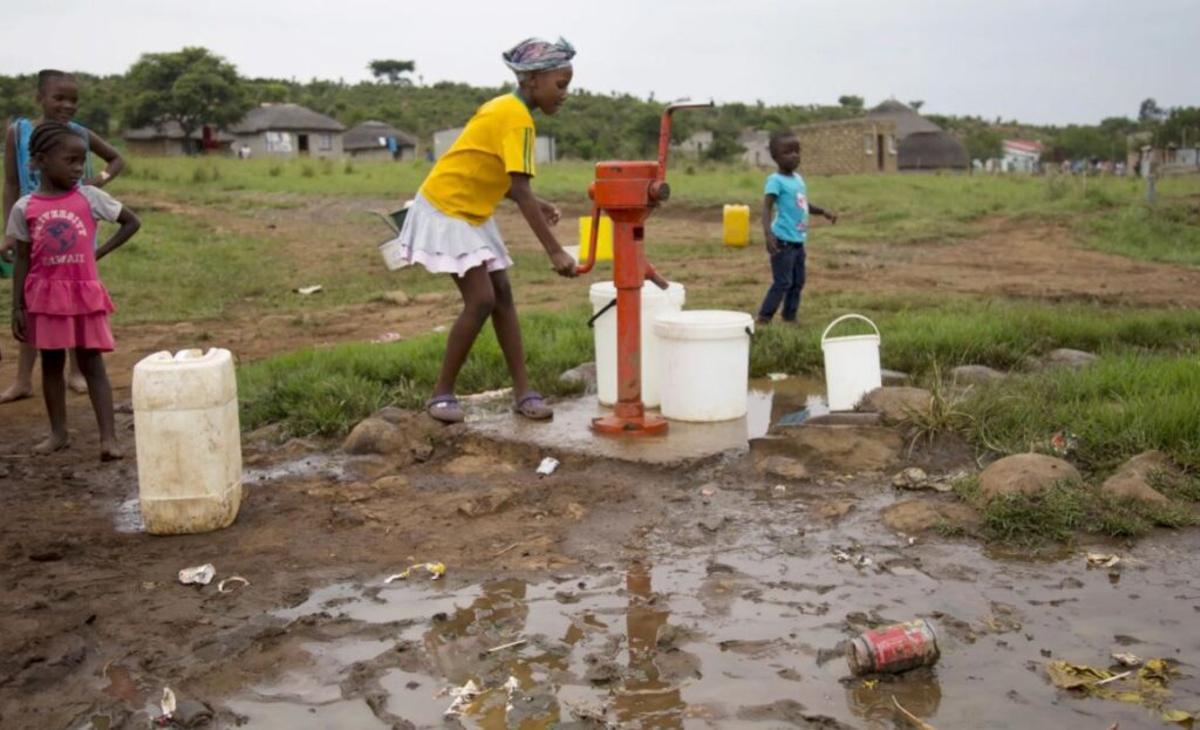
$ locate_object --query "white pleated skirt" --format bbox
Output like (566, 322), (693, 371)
(389, 193), (513, 276)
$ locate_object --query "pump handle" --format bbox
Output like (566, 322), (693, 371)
(575, 204), (603, 275)
(656, 102), (716, 182)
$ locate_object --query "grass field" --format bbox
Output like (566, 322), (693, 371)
(119, 156), (1200, 251)
(4, 158), (1196, 328)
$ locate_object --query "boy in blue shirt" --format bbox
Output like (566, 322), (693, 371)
(757, 130), (837, 325)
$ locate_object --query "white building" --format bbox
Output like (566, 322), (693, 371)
(1001, 139), (1043, 173)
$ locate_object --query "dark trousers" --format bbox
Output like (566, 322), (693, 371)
(758, 243), (806, 321)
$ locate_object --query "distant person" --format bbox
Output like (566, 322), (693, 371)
(2, 69), (125, 404)
(756, 130), (837, 326)
(6, 123), (140, 459)
(389, 37), (577, 423)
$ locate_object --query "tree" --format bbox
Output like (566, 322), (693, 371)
(1161, 106), (1200, 147)
(963, 128), (1003, 161)
(124, 47), (249, 150)
(908, 100), (925, 112)
(838, 94), (864, 110)
(369, 60), (416, 85)
(1138, 98), (1165, 125)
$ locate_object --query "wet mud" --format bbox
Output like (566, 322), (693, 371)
(1, 378), (1198, 729)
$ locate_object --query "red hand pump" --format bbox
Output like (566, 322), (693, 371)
(576, 102), (714, 435)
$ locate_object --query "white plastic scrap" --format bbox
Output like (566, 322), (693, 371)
(536, 457), (560, 477)
(443, 679), (481, 717)
(832, 549), (873, 568)
(177, 564), (215, 586)
(504, 675), (521, 716)
(1112, 652), (1143, 668)
(295, 285), (323, 295)
(385, 562), (446, 583)
(159, 687), (177, 722)
(767, 373), (790, 382)
(1086, 553), (1121, 569)
(217, 576), (250, 593)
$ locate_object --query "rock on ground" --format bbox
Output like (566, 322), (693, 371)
(755, 455), (810, 481)
(1100, 450), (1180, 504)
(343, 418), (406, 456)
(858, 387), (934, 425)
(759, 424), (904, 474)
(559, 362), (598, 393)
(1043, 348), (1098, 370)
(881, 369), (911, 386)
(343, 409), (445, 463)
(892, 467), (928, 489)
(379, 290), (410, 306)
(882, 499), (980, 534)
(950, 365), (1007, 385)
(978, 453), (1081, 500)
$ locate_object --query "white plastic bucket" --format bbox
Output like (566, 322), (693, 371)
(133, 348), (243, 535)
(590, 281), (685, 407)
(821, 314), (882, 411)
(655, 310), (754, 422)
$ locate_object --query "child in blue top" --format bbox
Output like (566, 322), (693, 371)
(757, 130), (837, 325)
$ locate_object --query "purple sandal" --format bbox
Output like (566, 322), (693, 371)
(514, 391), (553, 421)
(426, 394), (465, 424)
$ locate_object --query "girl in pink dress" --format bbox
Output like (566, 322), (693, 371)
(6, 122), (140, 459)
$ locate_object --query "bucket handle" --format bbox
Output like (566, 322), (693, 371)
(587, 299), (617, 329)
(821, 314), (880, 344)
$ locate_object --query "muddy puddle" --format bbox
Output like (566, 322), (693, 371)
(212, 487), (1200, 729)
(111, 453), (352, 533)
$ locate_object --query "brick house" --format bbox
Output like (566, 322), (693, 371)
(790, 119), (899, 175)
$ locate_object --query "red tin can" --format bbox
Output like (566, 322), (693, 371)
(847, 619), (940, 675)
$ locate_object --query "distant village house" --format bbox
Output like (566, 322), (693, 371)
(868, 100), (969, 171)
(674, 130), (714, 158)
(739, 120), (898, 175)
(122, 122), (233, 157)
(1001, 139), (1043, 173)
(229, 104), (345, 159)
(343, 121), (419, 161)
(790, 118), (898, 175)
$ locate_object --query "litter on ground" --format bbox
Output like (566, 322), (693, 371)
(177, 564), (215, 586)
(384, 562), (446, 583)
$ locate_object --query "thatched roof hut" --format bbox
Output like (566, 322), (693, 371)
(229, 103), (344, 134)
(868, 100), (967, 171)
(897, 131), (970, 171)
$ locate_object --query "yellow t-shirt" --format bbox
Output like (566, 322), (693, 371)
(420, 94), (536, 225)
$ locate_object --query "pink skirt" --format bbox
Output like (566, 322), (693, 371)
(27, 312), (115, 352)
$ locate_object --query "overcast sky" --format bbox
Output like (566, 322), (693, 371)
(1, 0), (1193, 125)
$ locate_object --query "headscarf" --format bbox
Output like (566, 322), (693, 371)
(502, 37), (576, 75)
